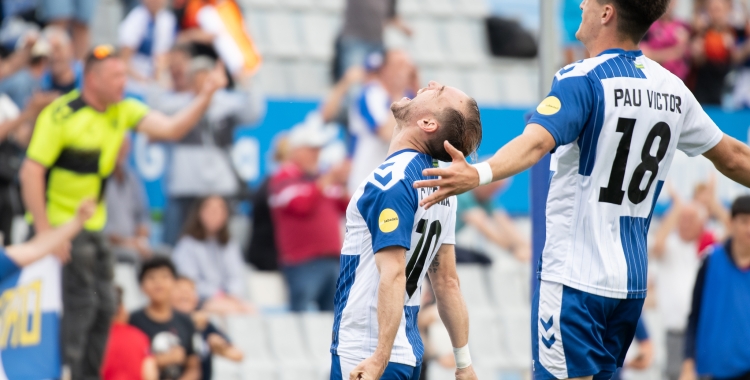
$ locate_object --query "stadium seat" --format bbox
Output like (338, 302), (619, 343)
(406, 18), (446, 66)
(288, 61), (330, 98)
(301, 12), (340, 61)
(430, 68), (467, 90)
(280, 0), (314, 10)
(244, 10), (268, 56)
(444, 19), (485, 67)
(468, 312), (504, 368)
(254, 60), (291, 97)
(241, 364), (278, 380)
(264, 11), (303, 59)
(466, 70), (502, 105)
(246, 267), (290, 310)
(265, 314), (316, 368)
(456, 265), (494, 313)
(113, 263), (146, 312)
(424, 0), (455, 17)
(314, 0), (345, 13)
(212, 357), (242, 380)
(226, 315), (275, 364)
(396, 0), (420, 17)
(90, 0), (122, 46)
(488, 262), (530, 310)
(497, 69), (537, 106)
(301, 312), (335, 369)
(453, 0), (490, 18)
(497, 308), (531, 369)
(239, 0), (277, 10)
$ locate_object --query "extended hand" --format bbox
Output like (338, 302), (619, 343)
(413, 141), (480, 209)
(455, 365), (478, 380)
(349, 356), (387, 380)
(201, 61), (229, 95)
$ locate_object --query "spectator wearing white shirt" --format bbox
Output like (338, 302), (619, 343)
(347, 50), (414, 194)
(119, 0), (177, 81)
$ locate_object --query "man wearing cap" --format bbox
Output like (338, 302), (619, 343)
(268, 123), (350, 312)
(19, 45), (226, 380)
(680, 195), (750, 380)
(347, 49), (416, 194)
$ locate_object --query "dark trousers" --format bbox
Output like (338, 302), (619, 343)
(282, 257), (340, 312)
(163, 196), (198, 247)
(0, 184), (19, 244)
(62, 231), (116, 380)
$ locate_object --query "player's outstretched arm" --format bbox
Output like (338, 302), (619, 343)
(415, 124), (556, 209)
(350, 246), (407, 380)
(703, 134), (750, 188)
(427, 244), (477, 380)
(5, 199), (95, 266)
(137, 62), (227, 142)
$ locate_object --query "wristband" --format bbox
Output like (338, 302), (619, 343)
(453, 344), (472, 369)
(472, 162), (493, 186)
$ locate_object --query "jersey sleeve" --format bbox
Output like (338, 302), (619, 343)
(358, 86), (391, 132)
(26, 105), (64, 167)
(528, 74), (594, 149)
(122, 98), (151, 129)
(357, 180), (418, 254)
(0, 248), (19, 281)
(677, 91), (724, 157)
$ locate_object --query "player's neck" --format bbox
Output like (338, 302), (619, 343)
(387, 126), (428, 157)
(81, 88), (108, 113)
(586, 38), (640, 58)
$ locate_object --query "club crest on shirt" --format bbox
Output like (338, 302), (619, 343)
(379, 209), (399, 233)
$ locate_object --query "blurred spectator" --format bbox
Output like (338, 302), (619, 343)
(269, 123), (349, 312)
(417, 280), (455, 380)
(171, 0), (261, 80)
(19, 45), (225, 380)
(172, 276), (244, 380)
(118, 0), (177, 81)
(336, 0), (411, 80)
(0, 92), (56, 244)
(0, 37), (50, 108)
(681, 196), (750, 380)
(0, 31), (37, 80)
(731, 17), (750, 108)
(455, 180), (531, 263)
(101, 286), (159, 380)
(651, 185), (718, 380)
(104, 135), (153, 264)
(130, 257), (201, 380)
(245, 136), (288, 271)
(692, 175), (731, 233)
(690, 0), (746, 105)
(641, 0), (691, 81)
(347, 50), (413, 194)
(148, 55), (263, 246)
(613, 318), (654, 379)
(40, 26), (83, 94)
(172, 196), (252, 314)
(37, 0), (94, 59)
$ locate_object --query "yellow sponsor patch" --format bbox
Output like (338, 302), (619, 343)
(635, 63), (645, 69)
(537, 96), (562, 116)
(379, 209), (399, 233)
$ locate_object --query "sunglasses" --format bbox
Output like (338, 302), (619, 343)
(92, 44), (116, 60)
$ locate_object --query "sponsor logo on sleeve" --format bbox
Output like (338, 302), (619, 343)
(536, 96), (561, 116)
(379, 209), (399, 233)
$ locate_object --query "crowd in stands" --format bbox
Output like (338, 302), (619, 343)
(0, 0), (748, 379)
(566, 0), (750, 108)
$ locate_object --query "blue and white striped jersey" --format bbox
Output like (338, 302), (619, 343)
(529, 49), (723, 299)
(331, 149), (457, 367)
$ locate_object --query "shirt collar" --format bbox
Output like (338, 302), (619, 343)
(597, 48), (644, 58)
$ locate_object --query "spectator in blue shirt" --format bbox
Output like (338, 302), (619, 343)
(681, 196), (750, 380)
(39, 26), (83, 94)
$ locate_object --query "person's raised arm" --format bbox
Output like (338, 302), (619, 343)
(427, 244), (478, 380)
(651, 183), (681, 259)
(350, 246), (407, 380)
(136, 62), (227, 142)
(703, 134), (750, 188)
(320, 66), (364, 123)
(5, 199), (95, 265)
(415, 124), (556, 209)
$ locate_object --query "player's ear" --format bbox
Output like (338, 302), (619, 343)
(417, 117), (439, 133)
(601, 3), (615, 26)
